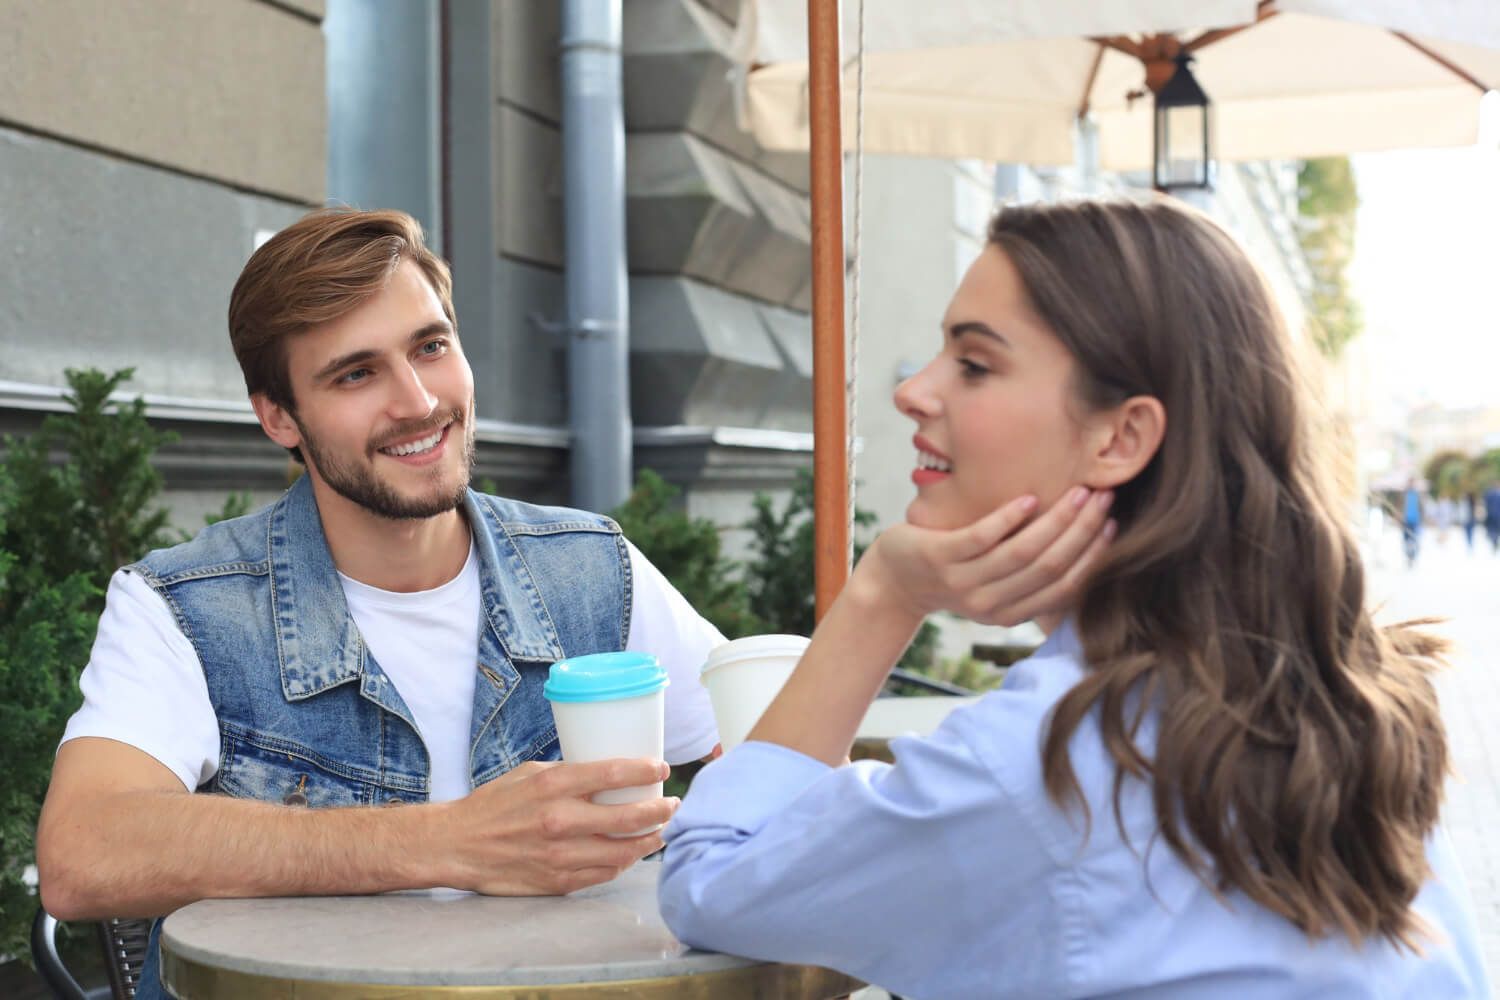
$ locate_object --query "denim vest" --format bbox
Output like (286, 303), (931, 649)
(128, 474), (632, 998)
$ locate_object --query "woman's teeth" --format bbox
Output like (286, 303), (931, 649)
(382, 426), (444, 457)
(917, 449), (952, 472)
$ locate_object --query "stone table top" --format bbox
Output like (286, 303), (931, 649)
(160, 862), (854, 994)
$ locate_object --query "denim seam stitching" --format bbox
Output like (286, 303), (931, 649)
(219, 723), (426, 791)
(502, 521), (617, 537)
(149, 561), (269, 584)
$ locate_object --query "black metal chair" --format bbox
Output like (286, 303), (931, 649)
(30, 906), (152, 1000)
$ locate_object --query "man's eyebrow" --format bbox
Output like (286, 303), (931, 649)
(946, 321), (1011, 348)
(310, 321), (453, 382)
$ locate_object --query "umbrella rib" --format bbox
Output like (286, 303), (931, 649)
(1092, 35), (1145, 61)
(1391, 31), (1489, 93)
(1185, 1), (1278, 52)
(1078, 43), (1106, 117)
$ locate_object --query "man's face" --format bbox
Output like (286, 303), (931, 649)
(260, 259), (477, 521)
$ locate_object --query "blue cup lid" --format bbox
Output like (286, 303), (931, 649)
(543, 651), (669, 704)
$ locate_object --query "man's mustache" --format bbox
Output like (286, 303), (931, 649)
(369, 407), (466, 453)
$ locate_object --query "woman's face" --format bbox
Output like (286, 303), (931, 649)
(895, 246), (1094, 530)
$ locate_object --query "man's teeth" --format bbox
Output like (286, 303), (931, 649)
(382, 427), (444, 456)
(917, 449), (952, 472)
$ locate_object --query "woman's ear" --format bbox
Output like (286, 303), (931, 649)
(251, 393), (303, 452)
(1084, 396), (1165, 489)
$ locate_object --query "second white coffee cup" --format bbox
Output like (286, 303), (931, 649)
(543, 651), (669, 836)
(699, 634), (811, 751)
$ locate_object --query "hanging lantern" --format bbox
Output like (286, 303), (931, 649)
(1153, 53), (1212, 192)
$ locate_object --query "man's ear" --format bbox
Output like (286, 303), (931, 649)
(1084, 395), (1165, 490)
(250, 393), (302, 452)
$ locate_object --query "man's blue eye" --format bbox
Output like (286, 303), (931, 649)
(339, 368), (371, 385)
(421, 340), (446, 356)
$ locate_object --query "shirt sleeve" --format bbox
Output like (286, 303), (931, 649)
(658, 708), (1067, 998)
(623, 541), (723, 765)
(60, 569), (222, 792)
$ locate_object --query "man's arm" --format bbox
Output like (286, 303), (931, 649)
(36, 737), (677, 919)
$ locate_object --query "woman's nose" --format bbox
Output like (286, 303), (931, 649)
(893, 362), (939, 422)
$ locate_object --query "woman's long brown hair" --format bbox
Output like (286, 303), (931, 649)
(990, 199), (1448, 948)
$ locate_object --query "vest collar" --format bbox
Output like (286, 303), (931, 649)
(268, 476), (565, 701)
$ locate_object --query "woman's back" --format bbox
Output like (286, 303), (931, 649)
(661, 625), (1488, 998)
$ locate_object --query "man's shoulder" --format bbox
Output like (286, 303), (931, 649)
(467, 491), (622, 538)
(132, 501), (276, 582)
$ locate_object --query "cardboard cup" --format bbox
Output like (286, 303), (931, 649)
(552, 692), (666, 837)
(699, 634), (811, 751)
(545, 654), (668, 838)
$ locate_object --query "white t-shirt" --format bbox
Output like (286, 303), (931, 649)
(62, 540), (722, 800)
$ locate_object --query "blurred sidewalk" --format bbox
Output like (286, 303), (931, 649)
(1366, 520), (1500, 980)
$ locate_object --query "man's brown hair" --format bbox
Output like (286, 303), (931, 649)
(228, 208), (456, 424)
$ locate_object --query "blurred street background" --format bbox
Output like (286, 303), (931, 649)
(1368, 522), (1500, 977)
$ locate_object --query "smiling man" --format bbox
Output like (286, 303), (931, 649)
(34, 209), (724, 999)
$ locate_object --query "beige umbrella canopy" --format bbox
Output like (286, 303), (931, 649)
(749, 1), (1500, 617)
(736, 0), (1500, 168)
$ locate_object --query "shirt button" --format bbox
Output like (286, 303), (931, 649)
(384, 796), (404, 806)
(283, 791), (308, 807)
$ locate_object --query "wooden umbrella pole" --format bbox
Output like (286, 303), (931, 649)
(807, 0), (850, 621)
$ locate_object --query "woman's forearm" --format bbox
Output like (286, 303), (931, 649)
(745, 563), (924, 766)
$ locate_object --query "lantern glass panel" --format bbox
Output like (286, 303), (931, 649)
(1157, 104), (1210, 189)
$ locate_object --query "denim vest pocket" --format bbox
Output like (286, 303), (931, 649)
(216, 729), (394, 807)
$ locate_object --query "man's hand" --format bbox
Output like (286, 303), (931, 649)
(857, 487), (1116, 627)
(440, 758), (679, 896)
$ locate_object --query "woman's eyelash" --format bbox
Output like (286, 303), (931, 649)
(958, 358), (989, 377)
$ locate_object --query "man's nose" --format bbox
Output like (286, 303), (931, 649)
(388, 363), (438, 420)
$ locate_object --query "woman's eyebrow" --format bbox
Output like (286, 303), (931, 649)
(946, 321), (1011, 349)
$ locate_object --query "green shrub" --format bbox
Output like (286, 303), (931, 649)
(0, 369), (179, 960)
(743, 468), (876, 637)
(608, 470), (759, 639)
(742, 469), (938, 676)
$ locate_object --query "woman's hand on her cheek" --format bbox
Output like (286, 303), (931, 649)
(860, 487), (1115, 626)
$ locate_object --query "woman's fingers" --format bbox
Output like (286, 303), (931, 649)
(987, 517), (1117, 627)
(943, 493), (1039, 561)
(958, 489), (1115, 621)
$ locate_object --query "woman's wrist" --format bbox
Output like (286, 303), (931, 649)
(845, 543), (930, 627)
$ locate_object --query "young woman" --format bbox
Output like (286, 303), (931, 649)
(658, 199), (1488, 998)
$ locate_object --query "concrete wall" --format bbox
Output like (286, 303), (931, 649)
(0, 0), (326, 521)
(0, 0), (819, 532)
(0, 0), (324, 204)
(440, 0), (816, 516)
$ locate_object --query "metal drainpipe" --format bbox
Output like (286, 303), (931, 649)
(560, 0), (631, 513)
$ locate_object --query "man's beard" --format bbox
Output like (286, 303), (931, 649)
(297, 407), (476, 521)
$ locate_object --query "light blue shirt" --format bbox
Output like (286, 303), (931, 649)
(659, 624), (1490, 999)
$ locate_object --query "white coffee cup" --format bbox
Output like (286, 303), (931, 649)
(543, 652), (669, 836)
(699, 634), (811, 751)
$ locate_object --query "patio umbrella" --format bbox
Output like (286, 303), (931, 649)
(736, 0), (1500, 167)
(750, 0), (1500, 616)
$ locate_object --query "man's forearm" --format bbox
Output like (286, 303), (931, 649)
(38, 789), (451, 919)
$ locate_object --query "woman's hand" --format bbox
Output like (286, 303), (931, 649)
(854, 487), (1116, 628)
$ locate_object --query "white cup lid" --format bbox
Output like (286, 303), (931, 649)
(700, 634), (811, 675)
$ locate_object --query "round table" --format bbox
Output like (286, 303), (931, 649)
(159, 863), (863, 998)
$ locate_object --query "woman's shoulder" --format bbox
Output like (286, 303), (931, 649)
(936, 623), (1160, 856)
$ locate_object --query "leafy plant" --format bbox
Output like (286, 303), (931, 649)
(608, 470), (759, 639)
(1296, 157), (1363, 359)
(911, 653), (1005, 693)
(1422, 449), (1471, 500)
(742, 469), (877, 639)
(0, 368), (178, 961)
